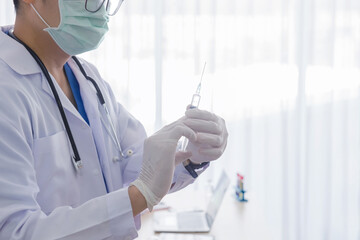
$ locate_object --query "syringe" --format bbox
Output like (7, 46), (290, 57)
(179, 62), (207, 151)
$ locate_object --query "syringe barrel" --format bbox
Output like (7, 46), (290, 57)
(179, 94), (201, 151)
(190, 94), (201, 108)
(179, 137), (189, 152)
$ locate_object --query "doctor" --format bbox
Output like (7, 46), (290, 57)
(0, 0), (228, 239)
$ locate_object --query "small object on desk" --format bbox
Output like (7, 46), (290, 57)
(159, 233), (215, 240)
(236, 173), (248, 202)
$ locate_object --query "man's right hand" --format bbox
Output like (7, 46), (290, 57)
(130, 116), (197, 211)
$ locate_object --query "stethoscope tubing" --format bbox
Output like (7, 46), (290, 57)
(72, 56), (125, 159)
(9, 32), (82, 168)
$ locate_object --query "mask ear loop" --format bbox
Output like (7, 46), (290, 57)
(30, 4), (51, 28)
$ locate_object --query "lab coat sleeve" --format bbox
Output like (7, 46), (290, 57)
(99, 81), (146, 187)
(79, 60), (146, 187)
(0, 83), (137, 240)
(91, 77), (146, 230)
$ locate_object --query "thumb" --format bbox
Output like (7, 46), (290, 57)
(175, 151), (192, 165)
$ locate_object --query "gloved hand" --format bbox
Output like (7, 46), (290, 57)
(183, 108), (228, 164)
(130, 117), (197, 211)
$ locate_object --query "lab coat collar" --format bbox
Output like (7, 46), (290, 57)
(0, 25), (42, 75)
(67, 58), (100, 120)
(0, 26), (89, 126)
(42, 65), (89, 126)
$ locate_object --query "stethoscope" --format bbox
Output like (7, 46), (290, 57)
(8, 30), (126, 171)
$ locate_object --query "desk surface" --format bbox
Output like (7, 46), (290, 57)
(137, 186), (276, 240)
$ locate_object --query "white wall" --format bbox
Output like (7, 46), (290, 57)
(1, 0), (360, 239)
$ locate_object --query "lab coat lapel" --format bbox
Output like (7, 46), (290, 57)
(69, 59), (114, 191)
(39, 71), (87, 125)
(67, 60), (98, 119)
(0, 27), (87, 124)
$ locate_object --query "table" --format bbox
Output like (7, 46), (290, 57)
(137, 186), (276, 240)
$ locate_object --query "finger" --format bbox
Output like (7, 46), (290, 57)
(175, 151), (192, 165)
(184, 119), (222, 135)
(172, 124), (197, 142)
(185, 108), (218, 122)
(194, 132), (223, 147)
(198, 147), (224, 161)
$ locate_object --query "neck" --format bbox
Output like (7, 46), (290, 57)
(13, 17), (70, 76)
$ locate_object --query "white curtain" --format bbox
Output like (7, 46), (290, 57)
(1, 0), (360, 239)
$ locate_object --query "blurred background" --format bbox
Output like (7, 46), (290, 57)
(1, 0), (360, 239)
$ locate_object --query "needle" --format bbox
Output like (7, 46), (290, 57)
(196, 62), (207, 94)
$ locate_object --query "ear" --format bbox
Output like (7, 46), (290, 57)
(22, 0), (36, 3)
(15, 0), (36, 14)
(20, 0), (36, 9)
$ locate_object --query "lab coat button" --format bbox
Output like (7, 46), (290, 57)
(127, 149), (133, 156)
(112, 157), (120, 163)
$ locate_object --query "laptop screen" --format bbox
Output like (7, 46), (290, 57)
(206, 171), (230, 226)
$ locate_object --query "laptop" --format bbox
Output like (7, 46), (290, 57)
(153, 171), (230, 233)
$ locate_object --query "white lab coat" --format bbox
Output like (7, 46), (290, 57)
(0, 26), (197, 240)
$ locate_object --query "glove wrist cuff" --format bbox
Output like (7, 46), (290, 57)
(130, 179), (161, 212)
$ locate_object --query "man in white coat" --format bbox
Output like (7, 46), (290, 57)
(0, 0), (228, 239)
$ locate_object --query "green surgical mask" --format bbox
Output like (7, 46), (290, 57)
(31, 0), (109, 56)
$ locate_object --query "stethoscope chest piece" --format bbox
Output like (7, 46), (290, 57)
(72, 157), (83, 171)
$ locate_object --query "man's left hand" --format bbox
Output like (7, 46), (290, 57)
(182, 108), (228, 164)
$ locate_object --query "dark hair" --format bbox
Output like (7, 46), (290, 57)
(13, 0), (20, 11)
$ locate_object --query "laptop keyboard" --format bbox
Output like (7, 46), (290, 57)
(177, 212), (207, 230)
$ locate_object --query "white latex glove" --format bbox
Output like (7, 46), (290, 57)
(130, 117), (197, 211)
(183, 108), (228, 164)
